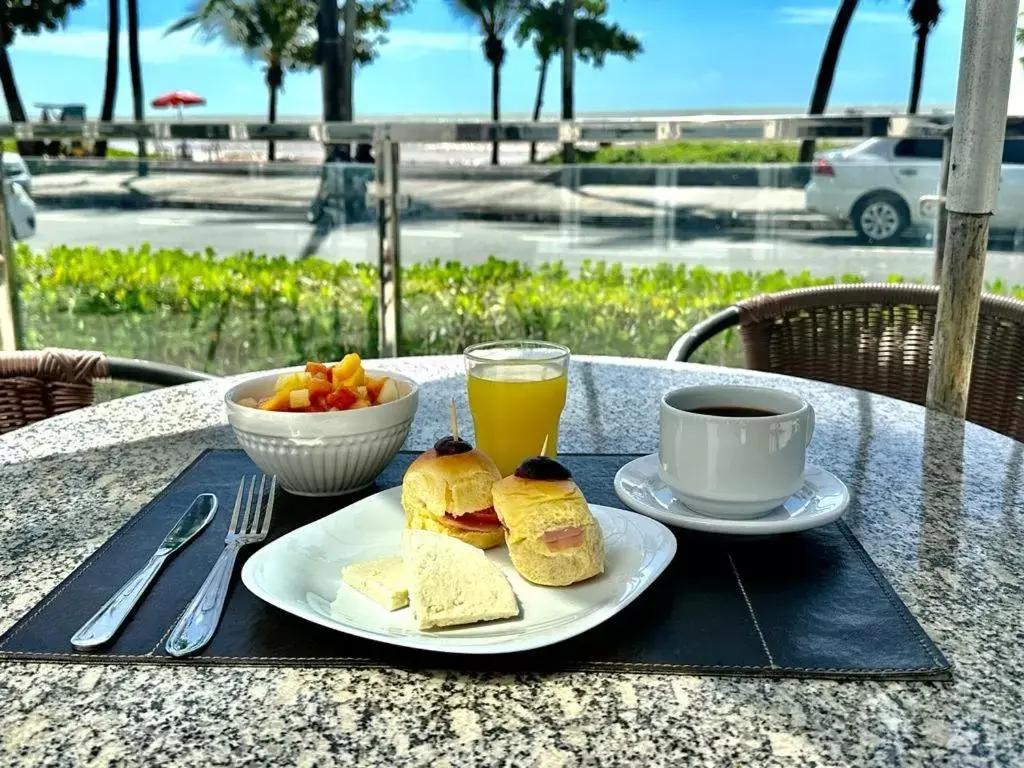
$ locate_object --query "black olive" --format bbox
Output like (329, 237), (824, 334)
(434, 435), (473, 455)
(514, 455), (572, 481)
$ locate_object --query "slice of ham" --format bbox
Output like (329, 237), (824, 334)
(441, 507), (501, 532)
(542, 526), (585, 551)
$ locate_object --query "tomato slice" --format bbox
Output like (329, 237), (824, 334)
(441, 507), (501, 531)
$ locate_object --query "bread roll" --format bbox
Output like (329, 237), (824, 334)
(491, 473), (604, 586)
(401, 446), (504, 549)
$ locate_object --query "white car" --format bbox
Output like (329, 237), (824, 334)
(6, 182), (36, 240)
(3, 152), (31, 195)
(805, 137), (1024, 244)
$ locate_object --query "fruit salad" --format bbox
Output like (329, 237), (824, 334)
(238, 354), (401, 412)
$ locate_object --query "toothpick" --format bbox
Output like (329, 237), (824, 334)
(450, 399), (459, 440)
(540, 434), (549, 457)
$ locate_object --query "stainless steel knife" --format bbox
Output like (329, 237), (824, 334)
(71, 493), (218, 650)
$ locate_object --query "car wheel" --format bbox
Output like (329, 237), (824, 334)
(852, 193), (910, 244)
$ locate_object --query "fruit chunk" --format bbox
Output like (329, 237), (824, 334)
(377, 378), (399, 404)
(308, 377), (332, 397)
(276, 371), (309, 393)
(243, 355), (403, 413)
(332, 353), (361, 386)
(326, 387), (358, 410)
(258, 391), (291, 411)
(339, 367), (365, 388)
(365, 376), (386, 403)
(289, 388), (311, 409)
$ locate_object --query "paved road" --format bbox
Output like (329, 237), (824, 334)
(31, 207), (1024, 283)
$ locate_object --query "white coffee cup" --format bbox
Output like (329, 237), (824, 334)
(659, 385), (815, 519)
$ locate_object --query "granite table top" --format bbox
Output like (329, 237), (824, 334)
(1, 355), (1022, 767)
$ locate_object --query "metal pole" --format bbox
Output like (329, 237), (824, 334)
(931, 131), (951, 283)
(127, 0), (147, 176)
(0, 149), (21, 350)
(560, 0), (575, 163)
(320, 0), (342, 125)
(376, 141), (401, 357)
(926, 0), (1019, 418)
(342, 0), (356, 123)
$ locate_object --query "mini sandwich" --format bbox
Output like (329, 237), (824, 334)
(401, 435), (504, 549)
(491, 456), (604, 587)
(403, 529), (519, 629)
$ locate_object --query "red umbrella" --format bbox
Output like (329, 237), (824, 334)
(150, 91), (206, 159)
(150, 90), (206, 109)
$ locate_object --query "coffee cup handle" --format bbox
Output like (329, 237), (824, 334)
(805, 407), (816, 447)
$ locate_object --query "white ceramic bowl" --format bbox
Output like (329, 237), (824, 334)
(225, 369), (419, 497)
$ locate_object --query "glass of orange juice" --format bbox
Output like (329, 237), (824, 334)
(465, 341), (570, 477)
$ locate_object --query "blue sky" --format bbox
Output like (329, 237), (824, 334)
(4, 0), (968, 119)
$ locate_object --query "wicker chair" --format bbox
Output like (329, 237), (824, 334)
(0, 348), (216, 435)
(667, 283), (1024, 442)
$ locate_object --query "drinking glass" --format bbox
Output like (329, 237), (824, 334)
(464, 341), (570, 477)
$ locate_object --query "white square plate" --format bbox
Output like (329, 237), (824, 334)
(241, 487), (677, 654)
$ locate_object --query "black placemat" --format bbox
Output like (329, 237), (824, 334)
(0, 450), (951, 680)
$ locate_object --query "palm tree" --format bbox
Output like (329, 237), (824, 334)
(906, 0), (941, 114)
(516, 0), (640, 163)
(95, 0), (120, 157)
(0, 36), (27, 125)
(127, 0), (147, 164)
(168, 0), (311, 162)
(798, 0), (859, 163)
(0, 0), (85, 153)
(317, 0), (412, 161)
(446, 0), (527, 165)
(170, 1), (410, 162)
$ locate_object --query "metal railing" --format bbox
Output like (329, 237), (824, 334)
(5, 113), (1024, 356)
(0, 113), (974, 144)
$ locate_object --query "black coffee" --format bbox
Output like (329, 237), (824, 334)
(686, 405), (778, 418)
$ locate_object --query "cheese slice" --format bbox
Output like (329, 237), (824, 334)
(341, 556), (409, 611)
(402, 530), (519, 630)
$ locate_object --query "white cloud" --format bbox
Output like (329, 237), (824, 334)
(13, 26), (226, 63)
(11, 25), (479, 63)
(778, 7), (906, 25)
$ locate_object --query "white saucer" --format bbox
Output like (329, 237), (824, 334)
(613, 454), (850, 535)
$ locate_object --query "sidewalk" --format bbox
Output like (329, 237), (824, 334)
(30, 171), (831, 231)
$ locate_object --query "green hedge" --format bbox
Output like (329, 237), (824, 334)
(18, 243), (1011, 375)
(545, 140), (842, 165)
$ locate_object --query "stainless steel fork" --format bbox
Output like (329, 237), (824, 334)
(165, 474), (276, 657)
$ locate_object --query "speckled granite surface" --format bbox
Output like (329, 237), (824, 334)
(1, 355), (1022, 766)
